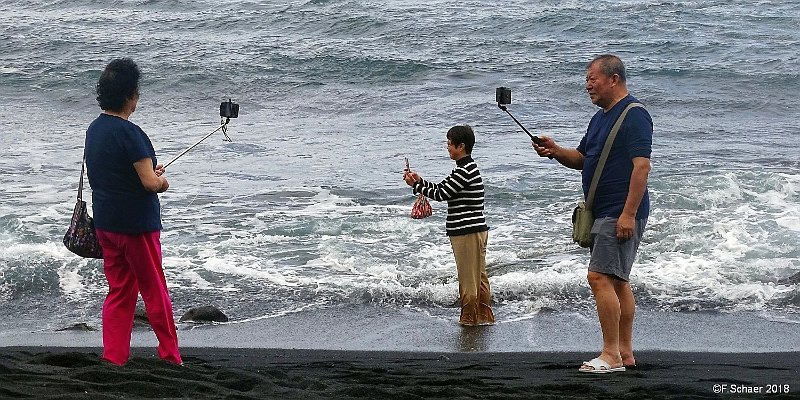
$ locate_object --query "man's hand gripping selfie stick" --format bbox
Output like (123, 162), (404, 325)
(495, 87), (543, 146)
(164, 99), (239, 169)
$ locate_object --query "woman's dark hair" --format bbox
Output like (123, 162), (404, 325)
(96, 58), (140, 112)
(447, 125), (475, 154)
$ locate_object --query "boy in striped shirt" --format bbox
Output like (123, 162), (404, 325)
(403, 125), (494, 326)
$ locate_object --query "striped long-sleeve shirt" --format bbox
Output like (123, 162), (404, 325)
(412, 155), (489, 237)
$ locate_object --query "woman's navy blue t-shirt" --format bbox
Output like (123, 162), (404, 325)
(85, 114), (162, 233)
(577, 95), (653, 220)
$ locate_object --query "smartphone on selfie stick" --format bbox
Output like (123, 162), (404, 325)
(496, 87), (543, 146)
(164, 99), (239, 168)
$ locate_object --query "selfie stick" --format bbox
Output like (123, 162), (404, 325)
(164, 118), (231, 169)
(497, 103), (543, 146)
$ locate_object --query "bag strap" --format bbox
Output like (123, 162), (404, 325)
(78, 154), (86, 202)
(585, 102), (643, 209)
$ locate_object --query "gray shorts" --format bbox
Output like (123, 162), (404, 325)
(588, 217), (647, 281)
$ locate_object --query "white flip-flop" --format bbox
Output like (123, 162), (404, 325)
(579, 357), (626, 374)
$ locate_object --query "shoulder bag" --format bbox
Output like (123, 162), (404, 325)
(63, 156), (103, 259)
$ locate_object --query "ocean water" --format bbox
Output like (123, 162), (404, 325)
(0, 0), (798, 335)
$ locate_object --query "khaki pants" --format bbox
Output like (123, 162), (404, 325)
(449, 231), (494, 326)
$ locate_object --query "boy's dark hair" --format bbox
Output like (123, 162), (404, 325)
(447, 125), (475, 154)
(96, 58), (140, 112)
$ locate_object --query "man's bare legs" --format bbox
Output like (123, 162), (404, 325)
(614, 279), (636, 367)
(586, 271), (634, 369)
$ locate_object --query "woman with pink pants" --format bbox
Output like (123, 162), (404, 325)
(85, 58), (182, 366)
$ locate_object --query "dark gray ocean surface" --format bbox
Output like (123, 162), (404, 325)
(1, 1), (799, 338)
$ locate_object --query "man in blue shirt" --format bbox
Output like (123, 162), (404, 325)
(533, 54), (653, 373)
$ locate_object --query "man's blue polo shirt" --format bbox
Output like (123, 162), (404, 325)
(577, 95), (653, 220)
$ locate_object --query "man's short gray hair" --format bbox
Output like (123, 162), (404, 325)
(589, 54), (626, 83)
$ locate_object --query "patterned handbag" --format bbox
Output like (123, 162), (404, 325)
(411, 193), (432, 219)
(405, 157), (432, 219)
(63, 157), (103, 259)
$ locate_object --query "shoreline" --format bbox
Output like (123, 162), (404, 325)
(3, 307), (799, 353)
(1, 346), (798, 399)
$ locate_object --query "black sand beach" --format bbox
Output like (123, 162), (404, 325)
(2, 308), (799, 399)
(1, 347), (798, 399)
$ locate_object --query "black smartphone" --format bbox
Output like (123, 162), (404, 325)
(220, 99), (239, 118)
(496, 87), (512, 105)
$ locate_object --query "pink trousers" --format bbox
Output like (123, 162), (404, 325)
(96, 229), (182, 365)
